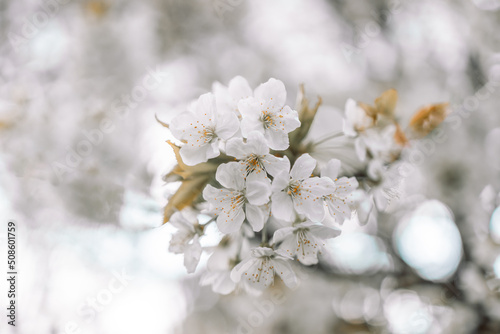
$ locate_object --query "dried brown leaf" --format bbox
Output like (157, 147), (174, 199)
(408, 103), (450, 138)
(163, 175), (211, 224)
(163, 141), (219, 224)
(394, 123), (409, 147)
(374, 89), (398, 118)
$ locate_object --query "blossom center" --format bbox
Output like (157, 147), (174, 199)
(245, 257), (274, 285)
(296, 229), (315, 256)
(201, 126), (216, 143)
(286, 180), (302, 198)
(260, 111), (275, 129)
(228, 192), (246, 212)
(245, 154), (264, 175)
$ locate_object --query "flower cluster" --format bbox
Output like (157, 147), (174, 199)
(159, 76), (449, 295)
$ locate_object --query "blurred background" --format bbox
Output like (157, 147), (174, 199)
(1, 0), (500, 333)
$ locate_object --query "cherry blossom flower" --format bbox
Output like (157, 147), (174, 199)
(364, 125), (402, 163)
(226, 131), (289, 179)
(213, 75), (252, 118)
(168, 209), (203, 273)
(321, 158), (358, 223)
(273, 221), (341, 265)
(271, 153), (332, 222)
(343, 98), (377, 161)
(230, 247), (298, 290)
(203, 162), (271, 234)
(238, 78), (300, 150)
(343, 98), (376, 137)
(200, 236), (241, 295)
(170, 93), (239, 165)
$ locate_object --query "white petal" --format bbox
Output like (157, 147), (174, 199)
(202, 184), (220, 204)
(290, 154), (317, 180)
(252, 247), (275, 257)
(355, 138), (367, 162)
(245, 204), (267, 232)
(352, 191), (374, 225)
(210, 273), (236, 295)
(184, 236), (202, 274)
(216, 111), (239, 139)
(243, 258), (275, 290)
(262, 154), (289, 177)
(180, 143), (219, 166)
(374, 190), (388, 211)
(271, 191), (295, 222)
(276, 235), (296, 258)
(246, 131), (270, 156)
(325, 196), (352, 221)
(238, 98), (262, 138)
(254, 78), (286, 108)
(281, 106), (301, 132)
(225, 137), (249, 159)
(308, 225), (341, 239)
(228, 76), (252, 100)
(345, 98), (357, 120)
(245, 173), (271, 206)
(297, 249), (319, 265)
(216, 162), (245, 190)
(194, 93), (217, 116)
(169, 211), (193, 231)
(295, 196), (326, 222)
(274, 259), (298, 289)
(168, 230), (189, 253)
(216, 207), (245, 234)
(230, 257), (255, 283)
(271, 170), (290, 192)
(335, 177), (359, 195)
(238, 97), (258, 118)
(264, 128), (289, 150)
(302, 177), (334, 197)
(169, 111), (195, 140)
(343, 118), (357, 137)
(322, 159), (341, 180)
(272, 226), (295, 244)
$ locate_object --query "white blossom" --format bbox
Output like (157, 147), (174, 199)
(343, 98), (376, 137)
(273, 220), (341, 265)
(170, 93), (239, 165)
(168, 209), (203, 273)
(230, 247), (298, 290)
(200, 237), (241, 295)
(271, 154), (332, 222)
(203, 162), (271, 233)
(321, 158), (358, 223)
(238, 78), (300, 150)
(213, 75), (252, 118)
(226, 131), (289, 179)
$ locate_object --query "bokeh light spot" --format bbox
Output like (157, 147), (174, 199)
(395, 200), (462, 281)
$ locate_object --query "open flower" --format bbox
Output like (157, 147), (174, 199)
(273, 221), (341, 265)
(168, 209), (203, 273)
(226, 131), (289, 179)
(271, 154), (332, 222)
(321, 159), (358, 223)
(203, 162), (271, 233)
(238, 78), (300, 150)
(200, 236), (242, 295)
(343, 98), (376, 137)
(343, 98), (378, 162)
(170, 93), (239, 165)
(230, 247), (298, 290)
(213, 75), (253, 118)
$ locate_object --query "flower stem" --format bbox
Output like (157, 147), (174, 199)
(201, 215), (216, 226)
(261, 224), (268, 245)
(312, 131), (344, 146)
